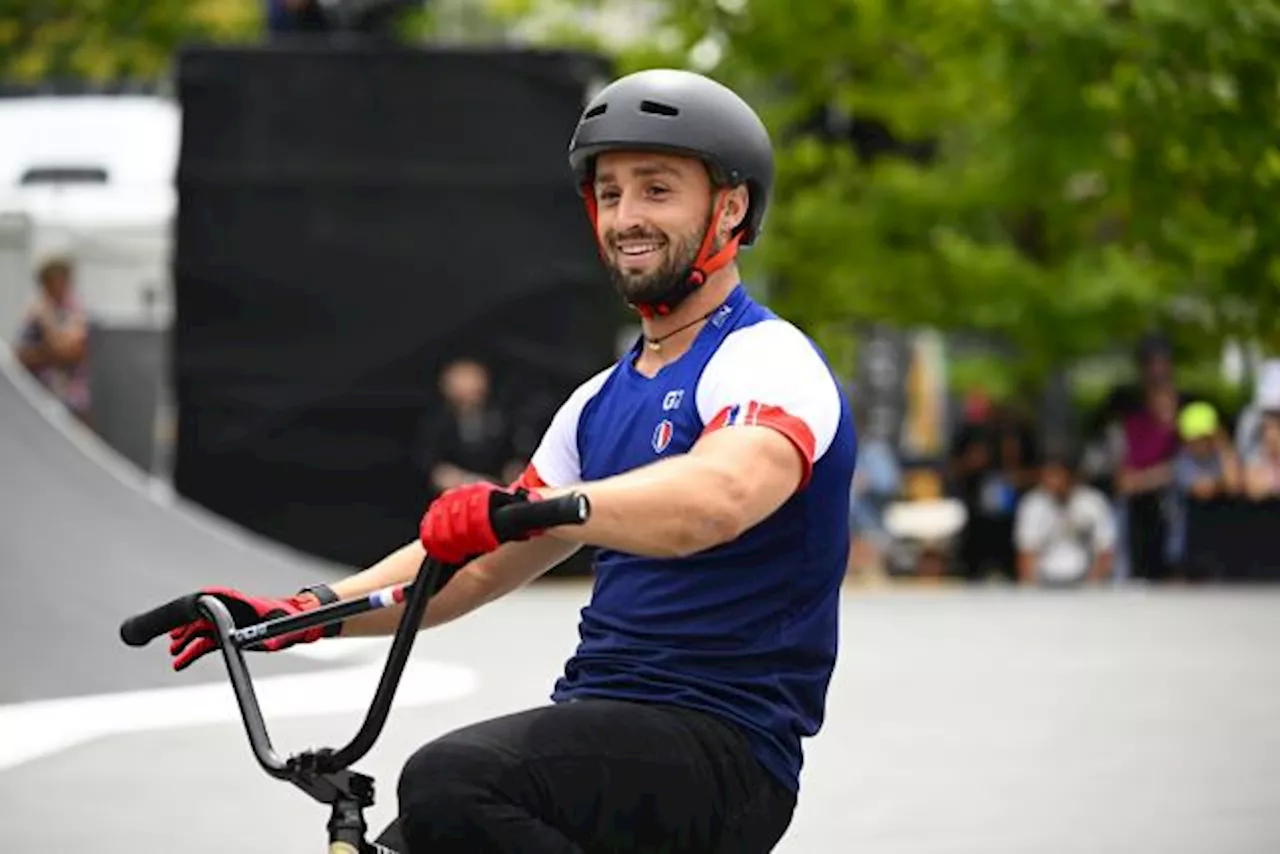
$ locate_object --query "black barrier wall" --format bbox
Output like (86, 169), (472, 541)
(171, 45), (617, 570)
(1182, 498), (1280, 582)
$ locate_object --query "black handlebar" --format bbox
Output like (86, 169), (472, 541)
(120, 592), (201, 647)
(117, 483), (590, 851)
(492, 491), (590, 541)
(119, 492), (590, 649)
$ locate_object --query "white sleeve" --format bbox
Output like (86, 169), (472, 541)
(521, 366), (614, 489)
(1013, 493), (1044, 552)
(695, 320), (843, 485)
(1084, 489), (1118, 551)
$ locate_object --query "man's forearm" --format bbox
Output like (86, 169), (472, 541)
(1090, 550), (1114, 582)
(540, 453), (744, 558)
(1137, 463), (1174, 491)
(1016, 551), (1037, 585)
(330, 536), (579, 636)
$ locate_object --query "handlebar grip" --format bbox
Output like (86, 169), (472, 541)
(492, 492), (590, 542)
(120, 592), (202, 647)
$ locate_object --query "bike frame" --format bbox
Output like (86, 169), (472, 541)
(122, 492), (590, 853)
(199, 555), (446, 854)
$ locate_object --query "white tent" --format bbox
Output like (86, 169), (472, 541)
(0, 95), (179, 338)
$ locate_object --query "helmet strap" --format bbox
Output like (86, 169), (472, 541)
(688, 190), (743, 289)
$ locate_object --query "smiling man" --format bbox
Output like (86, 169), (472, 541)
(168, 69), (857, 854)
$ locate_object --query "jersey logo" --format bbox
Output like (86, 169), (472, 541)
(723, 402), (760, 426)
(652, 419), (674, 453)
(662, 389), (684, 411)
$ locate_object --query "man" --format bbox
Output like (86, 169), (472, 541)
(1234, 359), (1280, 462)
(1116, 382), (1180, 582)
(949, 391), (1038, 582)
(1172, 401), (1241, 502)
(1013, 450), (1116, 587)
(1242, 407), (1280, 499)
(14, 253), (91, 425)
(413, 356), (523, 496)
(167, 69), (856, 853)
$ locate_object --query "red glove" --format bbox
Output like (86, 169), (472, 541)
(419, 483), (541, 565)
(168, 586), (337, 672)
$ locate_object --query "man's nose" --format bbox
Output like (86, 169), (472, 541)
(612, 188), (648, 231)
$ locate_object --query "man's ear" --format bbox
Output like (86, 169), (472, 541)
(719, 184), (750, 238)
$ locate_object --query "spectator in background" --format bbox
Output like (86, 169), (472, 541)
(1014, 450), (1116, 587)
(1243, 408), (1280, 500)
(413, 357), (523, 499)
(1096, 333), (1183, 426)
(14, 253), (91, 426)
(1170, 401), (1242, 580)
(1116, 382), (1179, 582)
(1235, 359), (1280, 461)
(266, 0), (413, 38)
(266, 0), (328, 35)
(1085, 333), (1187, 583)
(949, 390), (1038, 583)
(847, 433), (902, 578)
(1172, 402), (1242, 502)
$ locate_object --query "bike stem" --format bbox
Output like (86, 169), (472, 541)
(200, 555), (448, 849)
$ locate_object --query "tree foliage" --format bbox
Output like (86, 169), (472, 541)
(0, 0), (261, 83)
(4, 0), (1276, 391)
(544, 0), (1280, 387)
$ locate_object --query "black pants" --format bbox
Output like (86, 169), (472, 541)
(375, 698), (796, 854)
(959, 513), (1016, 582)
(1127, 492), (1169, 582)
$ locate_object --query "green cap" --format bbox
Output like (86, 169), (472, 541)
(1178, 401), (1218, 440)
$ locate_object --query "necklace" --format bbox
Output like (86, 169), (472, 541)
(643, 305), (720, 352)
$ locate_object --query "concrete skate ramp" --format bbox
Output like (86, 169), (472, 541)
(0, 354), (350, 703)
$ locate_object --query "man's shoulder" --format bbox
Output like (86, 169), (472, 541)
(1019, 488), (1055, 513)
(1070, 484), (1112, 515)
(711, 313), (839, 384)
(567, 362), (620, 404)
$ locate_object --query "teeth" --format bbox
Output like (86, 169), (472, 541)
(619, 244), (660, 255)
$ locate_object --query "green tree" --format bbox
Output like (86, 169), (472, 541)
(535, 0), (1280, 388)
(0, 0), (261, 83)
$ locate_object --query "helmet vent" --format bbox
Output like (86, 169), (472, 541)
(583, 103), (608, 119)
(639, 100), (680, 117)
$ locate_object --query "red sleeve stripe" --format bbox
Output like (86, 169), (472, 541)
(510, 463), (548, 491)
(702, 402), (818, 489)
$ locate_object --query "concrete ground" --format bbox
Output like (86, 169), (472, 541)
(3, 583), (1278, 853)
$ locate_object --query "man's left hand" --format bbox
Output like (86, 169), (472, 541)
(419, 483), (541, 565)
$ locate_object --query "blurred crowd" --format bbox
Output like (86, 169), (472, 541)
(11, 250), (1278, 588)
(850, 336), (1280, 588)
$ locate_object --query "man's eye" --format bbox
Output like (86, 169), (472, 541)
(597, 189), (620, 203)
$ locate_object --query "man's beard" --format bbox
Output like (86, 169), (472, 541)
(603, 215), (710, 310)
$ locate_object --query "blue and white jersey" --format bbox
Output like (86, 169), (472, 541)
(517, 283), (857, 794)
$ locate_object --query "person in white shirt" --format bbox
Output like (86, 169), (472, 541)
(1014, 450), (1117, 587)
(1235, 360), (1280, 461)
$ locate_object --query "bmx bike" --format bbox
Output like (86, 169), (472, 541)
(119, 492), (591, 854)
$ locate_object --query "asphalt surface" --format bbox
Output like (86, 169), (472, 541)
(1, 353), (1278, 853)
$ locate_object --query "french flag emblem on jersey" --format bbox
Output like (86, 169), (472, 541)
(723, 402), (760, 426)
(652, 419), (674, 453)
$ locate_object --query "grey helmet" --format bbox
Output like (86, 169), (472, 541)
(568, 69), (775, 246)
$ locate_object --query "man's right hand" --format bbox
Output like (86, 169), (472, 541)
(168, 586), (335, 672)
